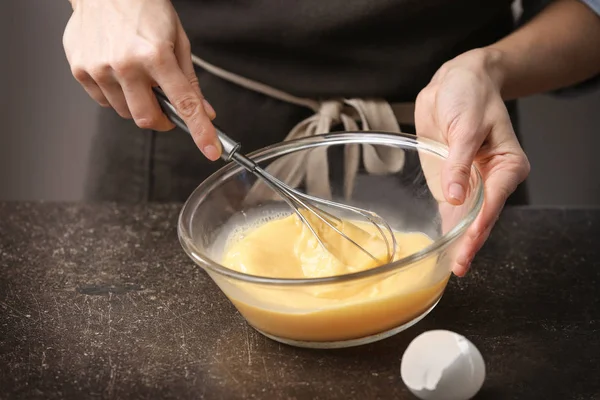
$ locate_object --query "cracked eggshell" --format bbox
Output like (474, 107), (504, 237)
(400, 330), (485, 400)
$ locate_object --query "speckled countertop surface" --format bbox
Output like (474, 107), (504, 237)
(0, 203), (599, 399)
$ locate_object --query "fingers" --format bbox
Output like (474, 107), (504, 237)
(441, 115), (488, 206)
(69, 46), (217, 151)
(444, 108), (529, 276)
(77, 63), (130, 118)
(73, 62), (134, 120)
(149, 46), (221, 160)
(174, 25), (216, 120)
(450, 173), (509, 277)
(71, 68), (110, 107)
(451, 218), (494, 277)
(90, 69), (132, 119)
(414, 86), (436, 138)
(66, 28), (206, 135)
(451, 151), (530, 276)
(69, 45), (221, 161)
(120, 78), (174, 132)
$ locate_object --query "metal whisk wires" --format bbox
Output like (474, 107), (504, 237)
(153, 87), (397, 265)
(250, 165), (397, 264)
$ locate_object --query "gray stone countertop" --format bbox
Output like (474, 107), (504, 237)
(0, 203), (599, 399)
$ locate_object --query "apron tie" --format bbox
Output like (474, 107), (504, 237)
(191, 55), (408, 202)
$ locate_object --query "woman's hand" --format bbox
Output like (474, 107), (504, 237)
(415, 48), (531, 277)
(63, 0), (221, 160)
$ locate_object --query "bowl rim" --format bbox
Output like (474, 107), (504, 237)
(177, 131), (484, 286)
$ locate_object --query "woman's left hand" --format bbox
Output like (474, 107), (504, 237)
(415, 48), (531, 277)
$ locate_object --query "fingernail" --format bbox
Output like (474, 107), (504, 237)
(202, 99), (216, 120)
(203, 144), (221, 161)
(449, 183), (465, 203)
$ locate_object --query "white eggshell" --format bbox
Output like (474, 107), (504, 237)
(400, 330), (485, 400)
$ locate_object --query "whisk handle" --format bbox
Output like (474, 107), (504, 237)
(152, 87), (241, 162)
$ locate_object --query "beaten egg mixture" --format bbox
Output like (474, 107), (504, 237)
(221, 213), (449, 342)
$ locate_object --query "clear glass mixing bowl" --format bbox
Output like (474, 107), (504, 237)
(178, 132), (483, 348)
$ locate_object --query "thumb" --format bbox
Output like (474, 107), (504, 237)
(442, 122), (486, 205)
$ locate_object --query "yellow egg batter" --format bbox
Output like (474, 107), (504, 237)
(220, 213), (449, 342)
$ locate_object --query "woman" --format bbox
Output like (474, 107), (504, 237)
(62, 0), (600, 275)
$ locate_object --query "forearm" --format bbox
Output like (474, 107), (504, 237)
(485, 0), (600, 100)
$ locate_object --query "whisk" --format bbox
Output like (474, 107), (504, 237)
(153, 87), (397, 265)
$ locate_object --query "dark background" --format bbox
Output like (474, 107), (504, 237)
(1, 0), (599, 204)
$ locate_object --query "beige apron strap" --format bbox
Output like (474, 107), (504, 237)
(192, 55), (320, 112)
(191, 54), (411, 202)
(342, 99), (405, 199)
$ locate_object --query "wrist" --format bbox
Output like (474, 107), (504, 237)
(480, 46), (510, 98)
(446, 47), (509, 98)
(466, 47), (508, 97)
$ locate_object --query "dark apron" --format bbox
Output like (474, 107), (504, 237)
(84, 65), (529, 205)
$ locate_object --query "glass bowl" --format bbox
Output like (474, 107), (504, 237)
(178, 132), (483, 348)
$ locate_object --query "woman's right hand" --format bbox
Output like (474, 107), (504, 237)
(63, 0), (221, 160)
